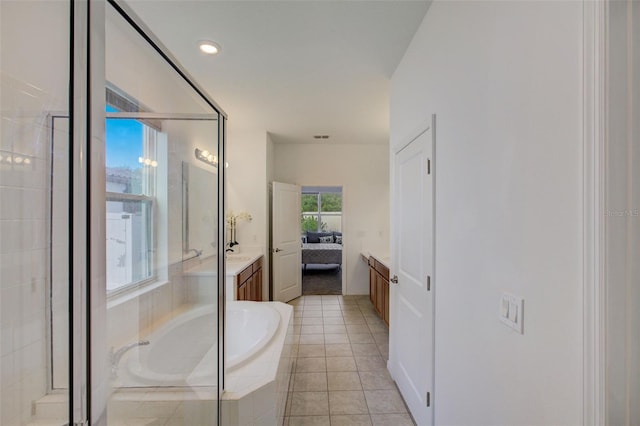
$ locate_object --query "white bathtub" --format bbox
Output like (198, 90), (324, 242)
(122, 301), (280, 386)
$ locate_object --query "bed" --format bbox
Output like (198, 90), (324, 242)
(302, 231), (342, 269)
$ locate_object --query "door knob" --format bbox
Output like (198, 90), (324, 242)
(273, 248), (283, 253)
(390, 275), (399, 284)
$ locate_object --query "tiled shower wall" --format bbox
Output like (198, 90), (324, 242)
(0, 79), (58, 424)
(0, 2), (71, 423)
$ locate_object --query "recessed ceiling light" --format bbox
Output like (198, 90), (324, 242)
(199, 40), (220, 55)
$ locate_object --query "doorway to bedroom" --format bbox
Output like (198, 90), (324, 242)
(301, 186), (343, 295)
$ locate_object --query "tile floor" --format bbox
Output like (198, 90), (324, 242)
(284, 295), (415, 426)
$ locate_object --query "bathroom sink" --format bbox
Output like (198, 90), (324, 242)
(226, 255), (252, 263)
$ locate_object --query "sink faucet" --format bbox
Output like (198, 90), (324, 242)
(226, 241), (238, 253)
(110, 340), (150, 377)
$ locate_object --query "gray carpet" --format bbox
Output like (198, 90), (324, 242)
(302, 264), (342, 295)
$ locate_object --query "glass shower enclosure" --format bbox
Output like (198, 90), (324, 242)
(1, 1), (227, 424)
(1, 1), (72, 424)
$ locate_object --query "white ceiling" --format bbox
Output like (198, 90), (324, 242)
(126, 1), (431, 145)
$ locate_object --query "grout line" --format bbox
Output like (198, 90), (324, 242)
(325, 337), (331, 424)
(289, 295), (393, 422)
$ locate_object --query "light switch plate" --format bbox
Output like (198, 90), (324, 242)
(499, 292), (524, 334)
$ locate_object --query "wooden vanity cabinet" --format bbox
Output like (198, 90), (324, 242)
(369, 258), (376, 306)
(251, 259), (263, 301)
(368, 257), (389, 326)
(236, 256), (263, 301)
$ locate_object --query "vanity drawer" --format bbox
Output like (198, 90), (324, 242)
(374, 259), (389, 280)
(238, 265), (253, 284)
(253, 256), (263, 270)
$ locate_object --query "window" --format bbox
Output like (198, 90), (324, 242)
(105, 98), (159, 294)
(301, 187), (342, 233)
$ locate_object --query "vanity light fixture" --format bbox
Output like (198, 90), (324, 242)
(0, 149), (35, 168)
(195, 148), (216, 166)
(195, 148), (229, 168)
(138, 156), (158, 167)
(199, 40), (221, 55)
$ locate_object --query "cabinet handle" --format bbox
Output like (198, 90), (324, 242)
(390, 275), (399, 284)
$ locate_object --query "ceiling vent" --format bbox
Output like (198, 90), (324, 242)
(313, 135), (330, 139)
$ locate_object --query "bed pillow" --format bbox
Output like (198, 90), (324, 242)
(319, 235), (334, 243)
(306, 231), (333, 243)
(335, 235), (343, 244)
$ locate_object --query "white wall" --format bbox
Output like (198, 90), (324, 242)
(105, 5), (210, 116)
(605, 1), (640, 424)
(266, 133), (275, 184)
(274, 143), (389, 295)
(227, 127), (270, 298)
(391, 1), (583, 424)
(164, 120), (219, 262)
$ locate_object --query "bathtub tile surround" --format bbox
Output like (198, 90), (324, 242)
(284, 295), (414, 426)
(106, 260), (187, 353)
(106, 388), (218, 426)
(103, 301), (294, 425)
(222, 302), (294, 425)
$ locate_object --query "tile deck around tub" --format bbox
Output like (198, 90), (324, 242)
(284, 295), (415, 426)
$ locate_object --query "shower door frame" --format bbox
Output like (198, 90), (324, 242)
(69, 0), (229, 423)
(46, 113), (72, 393)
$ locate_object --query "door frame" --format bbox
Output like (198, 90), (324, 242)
(388, 115), (436, 425)
(582, 1), (606, 424)
(299, 184), (347, 295)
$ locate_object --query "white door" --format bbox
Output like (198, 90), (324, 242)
(272, 182), (302, 302)
(389, 116), (435, 425)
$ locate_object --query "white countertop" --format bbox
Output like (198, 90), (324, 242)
(183, 252), (264, 277)
(361, 251), (390, 269)
(225, 252), (264, 276)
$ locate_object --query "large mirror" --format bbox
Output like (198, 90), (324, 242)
(182, 161), (217, 259)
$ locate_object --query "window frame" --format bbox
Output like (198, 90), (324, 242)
(105, 192), (157, 296)
(105, 85), (161, 297)
(301, 190), (343, 233)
